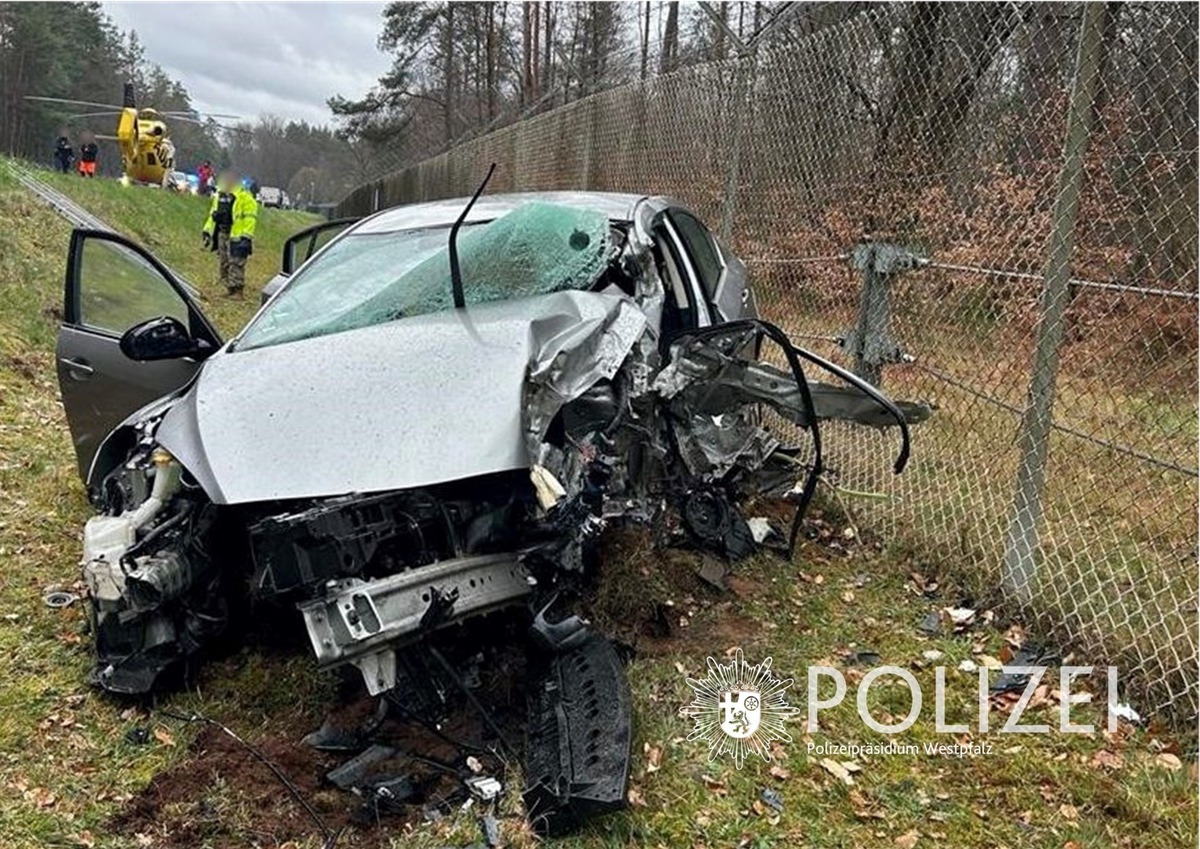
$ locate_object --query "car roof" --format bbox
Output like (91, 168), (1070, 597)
(353, 191), (648, 234)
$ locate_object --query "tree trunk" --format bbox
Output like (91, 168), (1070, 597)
(660, 1), (678, 74)
(485, 2), (496, 122)
(640, 2), (650, 80)
(522, 2), (532, 106)
(444, 3), (456, 146)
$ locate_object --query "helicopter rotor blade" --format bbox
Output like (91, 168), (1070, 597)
(25, 95), (128, 112)
(170, 115), (254, 136)
(214, 122), (255, 137)
(64, 111), (125, 120)
(160, 111), (243, 120)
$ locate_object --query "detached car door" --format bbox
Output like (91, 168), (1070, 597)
(57, 229), (222, 482)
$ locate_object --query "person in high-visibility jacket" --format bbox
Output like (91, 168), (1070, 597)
(202, 173), (258, 296)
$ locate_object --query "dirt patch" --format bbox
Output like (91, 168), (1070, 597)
(112, 668), (517, 848)
(113, 722), (349, 848)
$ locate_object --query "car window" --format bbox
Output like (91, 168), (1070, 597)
(669, 211), (723, 302)
(283, 221), (355, 274)
(238, 202), (613, 351)
(77, 237), (189, 335)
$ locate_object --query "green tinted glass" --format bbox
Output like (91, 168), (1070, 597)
(79, 239), (188, 335)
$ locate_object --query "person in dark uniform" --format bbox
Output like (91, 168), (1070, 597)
(202, 171), (257, 296)
(78, 132), (98, 177)
(202, 172), (236, 291)
(54, 134), (74, 174)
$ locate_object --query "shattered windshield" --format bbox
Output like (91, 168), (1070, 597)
(238, 202), (613, 350)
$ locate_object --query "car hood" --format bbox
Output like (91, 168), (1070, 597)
(155, 289), (648, 505)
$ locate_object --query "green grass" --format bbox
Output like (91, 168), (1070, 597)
(0, 159), (1195, 848)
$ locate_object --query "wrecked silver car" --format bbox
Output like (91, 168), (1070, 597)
(55, 182), (925, 833)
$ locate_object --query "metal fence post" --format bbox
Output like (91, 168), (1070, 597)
(845, 242), (921, 388)
(1000, 4), (1107, 603)
(718, 52), (755, 245)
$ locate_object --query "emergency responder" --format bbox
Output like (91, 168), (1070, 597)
(78, 132), (98, 177)
(201, 173), (258, 297)
(54, 134), (74, 173)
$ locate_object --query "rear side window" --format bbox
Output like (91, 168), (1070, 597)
(670, 212), (723, 302)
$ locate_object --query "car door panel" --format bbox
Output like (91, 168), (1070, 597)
(713, 241), (753, 322)
(57, 326), (203, 481)
(262, 218), (361, 305)
(57, 229), (221, 483)
(667, 209), (749, 324)
(282, 218), (359, 275)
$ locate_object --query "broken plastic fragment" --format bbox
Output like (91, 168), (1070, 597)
(530, 464), (567, 510)
(466, 775), (502, 802)
(746, 517), (773, 544)
(1109, 702), (1141, 724)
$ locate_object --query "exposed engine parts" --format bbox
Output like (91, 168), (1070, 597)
(83, 446), (227, 694)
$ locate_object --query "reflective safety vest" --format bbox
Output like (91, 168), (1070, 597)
(203, 186), (257, 239)
(230, 186), (258, 240)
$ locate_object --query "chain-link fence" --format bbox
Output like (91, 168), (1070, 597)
(336, 3), (1199, 728)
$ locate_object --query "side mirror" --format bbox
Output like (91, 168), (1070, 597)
(119, 316), (210, 361)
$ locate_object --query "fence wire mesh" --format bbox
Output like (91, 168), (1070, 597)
(337, 3), (1199, 728)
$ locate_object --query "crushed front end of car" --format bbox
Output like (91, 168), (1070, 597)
(75, 198), (928, 835)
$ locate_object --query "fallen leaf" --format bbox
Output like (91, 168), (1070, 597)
(1155, 752), (1183, 771)
(645, 744), (663, 773)
(921, 650), (944, 661)
(943, 607), (976, 629)
(768, 764), (790, 781)
(895, 830), (919, 849)
(153, 727), (175, 747)
(1090, 750), (1122, 770)
(1003, 624), (1026, 647)
(819, 758), (855, 786)
(627, 786), (647, 807)
(1058, 803), (1078, 820)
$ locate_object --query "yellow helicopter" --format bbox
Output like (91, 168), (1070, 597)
(27, 83), (243, 186)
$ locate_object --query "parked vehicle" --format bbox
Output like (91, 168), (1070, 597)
(257, 185), (285, 207)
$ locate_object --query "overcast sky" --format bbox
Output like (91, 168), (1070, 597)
(102, 2), (392, 127)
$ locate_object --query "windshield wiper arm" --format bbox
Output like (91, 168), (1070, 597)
(448, 163), (497, 310)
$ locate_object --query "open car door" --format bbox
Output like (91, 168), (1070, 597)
(260, 217), (360, 305)
(282, 217), (359, 275)
(57, 229), (222, 484)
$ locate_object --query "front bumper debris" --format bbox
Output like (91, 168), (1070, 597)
(298, 552), (533, 694)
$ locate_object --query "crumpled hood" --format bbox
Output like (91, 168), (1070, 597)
(155, 290), (647, 505)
